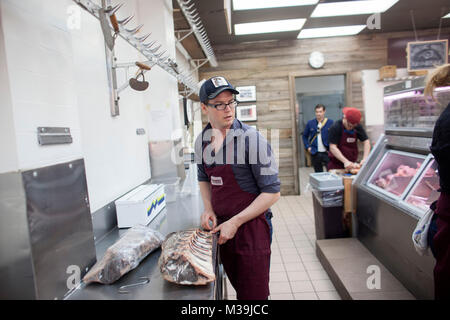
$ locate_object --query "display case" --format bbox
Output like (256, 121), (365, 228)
(351, 77), (449, 300)
(404, 158), (440, 214)
(384, 77), (450, 129)
(367, 150), (426, 199)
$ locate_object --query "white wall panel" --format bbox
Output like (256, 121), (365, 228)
(136, 0), (180, 141)
(2, 0), (82, 170)
(1, 0), (180, 212)
(72, 0), (150, 212)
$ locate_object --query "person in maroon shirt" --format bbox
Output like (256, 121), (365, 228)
(327, 107), (371, 171)
(424, 63), (450, 300)
(195, 76), (281, 300)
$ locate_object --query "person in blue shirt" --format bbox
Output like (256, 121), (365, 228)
(302, 104), (334, 172)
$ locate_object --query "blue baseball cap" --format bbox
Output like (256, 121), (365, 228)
(199, 76), (239, 103)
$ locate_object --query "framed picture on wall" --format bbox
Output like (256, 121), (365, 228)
(236, 105), (257, 121)
(236, 86), (256, 102)
(407, 40), (448, 72)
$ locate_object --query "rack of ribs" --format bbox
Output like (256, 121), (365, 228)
(159, 228), (216, 285)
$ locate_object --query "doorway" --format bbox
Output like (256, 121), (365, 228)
(295, 75), (346, 171)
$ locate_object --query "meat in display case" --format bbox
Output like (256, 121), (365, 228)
(404, 158), (440, 214)
(384, 79), (450, 129)
(367, 150), (425, 199)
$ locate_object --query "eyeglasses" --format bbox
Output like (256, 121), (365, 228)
(206, 100), (239, 110)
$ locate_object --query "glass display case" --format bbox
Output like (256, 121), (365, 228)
(404, 158), (440, 213)
(367, 150), (426, 198)
(384, 82), (450, 129)
(352, 77), (442, 300)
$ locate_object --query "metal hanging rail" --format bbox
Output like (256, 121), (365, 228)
(72, 0), (198, 93)
(175, 0), (218, 68)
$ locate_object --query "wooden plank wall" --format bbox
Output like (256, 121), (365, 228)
(199, 28), (448, 195)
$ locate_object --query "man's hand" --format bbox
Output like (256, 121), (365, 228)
(212, 219), (240, 245)
(344, 161), (356, 170)
(200, 210), (217, 231)
(308, 147), (312, 153)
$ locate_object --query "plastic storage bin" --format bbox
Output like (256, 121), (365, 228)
(312, 186), (344, 207)
(309, 172), (343, 190)
(115, 184), (166, 228)
(150, 177), (180, 203)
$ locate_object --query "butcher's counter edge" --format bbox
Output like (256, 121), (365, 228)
(65, 193), (223, 300)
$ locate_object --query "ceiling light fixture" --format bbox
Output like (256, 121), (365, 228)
(233, 0), (319, 11)
(443, 13), (450, 19)
(235, 18), (307, 35)
(298, 25), (366, 39)
(311, 0), (399, 17)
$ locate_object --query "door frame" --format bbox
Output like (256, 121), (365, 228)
(288, 71), (351, 194)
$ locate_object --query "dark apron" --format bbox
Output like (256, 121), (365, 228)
(432, 192), (450, 300)
(327, 128), (358, 170)
(204, 163), (271, 300)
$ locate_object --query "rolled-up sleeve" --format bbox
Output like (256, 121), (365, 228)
(197, 163), (209, 182)
(194, 131), (209, 182)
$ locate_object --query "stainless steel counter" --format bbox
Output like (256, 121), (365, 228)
(65, 192), (222, 300)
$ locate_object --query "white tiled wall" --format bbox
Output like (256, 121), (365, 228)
(0, 0), (183, 212)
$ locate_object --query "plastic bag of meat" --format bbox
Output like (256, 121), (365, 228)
(83, 225), (165, 284)
(159, 229), (216, 285)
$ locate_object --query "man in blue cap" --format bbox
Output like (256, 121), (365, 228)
(195, 76), (280, 300)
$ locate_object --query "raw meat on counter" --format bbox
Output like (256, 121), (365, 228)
(344, 163), (361, 175)
(159, 229), (216, 285)
(83, 225), (164, 284)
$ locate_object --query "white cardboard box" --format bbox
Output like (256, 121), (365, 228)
(115, 184), (166, 228)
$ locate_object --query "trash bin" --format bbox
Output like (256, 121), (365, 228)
(309, 173), (347, 240)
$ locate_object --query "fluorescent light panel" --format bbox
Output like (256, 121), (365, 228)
(311, 0), (399, 17)
(298, 25), (366, 39)
(235, 19), (306, 35)
(233, 0), (319, 11)
(444, 13), (450, 18)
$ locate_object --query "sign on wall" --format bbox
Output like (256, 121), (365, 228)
(407, 40), (449, 72)
(236, 86), (256, 102)
(236, 105), (257, 122)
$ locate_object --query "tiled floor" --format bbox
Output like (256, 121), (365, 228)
(225, 167), (342, 300)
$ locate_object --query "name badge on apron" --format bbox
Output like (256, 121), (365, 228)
(347, 137), (356, 143)
(211, 176), (223, 186)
